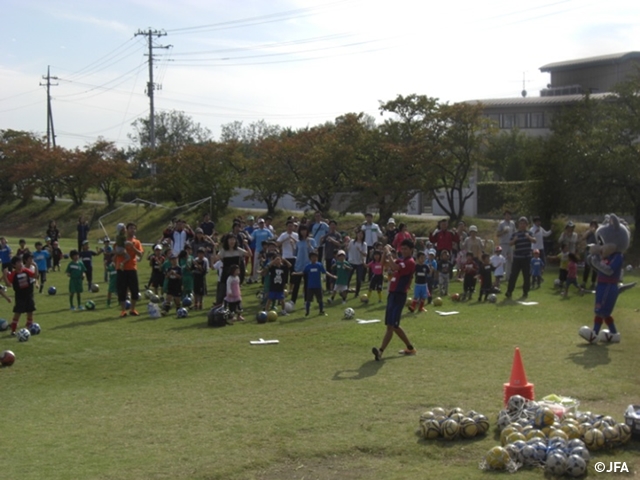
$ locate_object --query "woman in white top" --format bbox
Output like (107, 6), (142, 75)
(347, 229), (367, 298)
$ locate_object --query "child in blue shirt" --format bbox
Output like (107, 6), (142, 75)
(32, 241), (50, 293)
(296, 251), (336, 316)
(530, 249), (545, 289)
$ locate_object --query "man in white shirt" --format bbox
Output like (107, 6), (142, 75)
(361, 213), (383, 259)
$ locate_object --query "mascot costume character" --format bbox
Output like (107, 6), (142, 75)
(579, 214), (634, 343)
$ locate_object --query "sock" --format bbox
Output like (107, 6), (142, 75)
(26, 320), (33, 328)
(377, 291), (382, 301)
(319, 301), (324, 312)
(593, 316), (603, 333)
(418, 299), (425, 310)
(604, 316), (617, 334)
(10, 320), (18, 333)
(410, 299), (417, 310)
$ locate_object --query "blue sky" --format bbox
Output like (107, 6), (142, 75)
(2, 0), (640, 149)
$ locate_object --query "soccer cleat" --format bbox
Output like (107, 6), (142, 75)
(77, 305), (84, 311)
(419, 307), (427, 313)
(10, 331), (16, 336)
(119, 310), (128, 318)
(372, 347), (382, 361)
(129, 310), (140, 316)
(398, 348), (417, 356)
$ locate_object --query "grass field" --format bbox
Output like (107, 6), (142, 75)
(2, 234), (640, 479)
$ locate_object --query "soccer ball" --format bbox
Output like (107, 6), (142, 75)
(85, 300), (95, 310)
(441, 418), (459, 440)
(284, 301), (295, 313)
(597, 328), (620, 343)
(484, 446), (510, 470)
(17, 328), (30, 342)
(405, 297), (413, 307)
(487, 293), (497, 303)
(534, 407), (556, 428)
(545, 451), (567, 476)
(176, 307), (188, 318)
(150, 294), (160, 304)
(473, 414), (490, 435)
(48, 286), (57, 295)
(125, 299), (132, 310)
(267, 310), (278, 322)
(1, 350), (16, 366)
(29, 323), (41, 335)
(359, 294), (369, 304)
(256, 311), (268, 324)
(579, 325), (597, 343)
(421, 419), (441, 439)
(583, 428), (605, 450)
(343, 307), (355, 319)
(181, 296), (193, 308)
(507, 395), (526, 414)
(433, 297), (443, 306)
(565, 454), (587, 477)
(554, 278), (562, 287)
(450, 293), (460, 302)
(144, 289), (154, 299)
(460, 417), (479, 438)
(626, 264), (633, 271)
(90, 283), (100, 293)
(0, 319), (8, 331)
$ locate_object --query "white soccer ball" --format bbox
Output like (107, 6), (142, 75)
(554, 278), (562, 287)
(343, 307), (355, 319)
(597, 328), (620, 343)
(17, 328), (30, 342)
(579, 326), (597, 343)
(545, 451), (567, 476)
(284, 301), (295, 313)
(147, 302), (161, 319)
(487, 293), (497, 303)
(625, 264), (633, 271)
(507, 395), (526, 414)
(565, 454), (587, 477)
(176, 307), (188, 318)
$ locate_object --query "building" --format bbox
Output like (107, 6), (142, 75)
(467, 51), (640, 136)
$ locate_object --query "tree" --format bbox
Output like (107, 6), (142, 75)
(85, 140), (132, 206)
(486, 129), (542, 181)
(129, 110), (212, 155)
(0, 130), (48, 203)
(59, 147), (99, 206)
(430, 102), (496, 222)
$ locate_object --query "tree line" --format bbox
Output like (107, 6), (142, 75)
(2, 79), (640, 250)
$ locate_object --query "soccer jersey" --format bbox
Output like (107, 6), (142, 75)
(333, 260), (352, 286)
(66, 260), (86, 281)
(388, 256), (415, 293)
(530, 257), (545, 277)
(303, 262), (327, 289)
(414, 263), (429, 285)
(33, 249), (50, 272)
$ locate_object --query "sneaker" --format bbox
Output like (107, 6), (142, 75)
(521, 294), (528, 300)
(70, 306), (76, 311)
(318, 311), (327, 316)
(129, 310), (140, 316)
(398, 348), (417, 356)
(326, 298), (333, 305)
(77, 305), (84, 311)
(372, 347), (382, 361)
(10, 331), (16, 336)
(342, 300), (346, 305)
(119, 311), (128, 318)
(407, 305), (415, 313)
(505, 292), (512, 299)
(419, 307), (427, 313)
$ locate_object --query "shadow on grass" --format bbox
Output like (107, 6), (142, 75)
(566, 344), (611, 369)
(50, 315), (124, 330)
(332, 357), (400, 381)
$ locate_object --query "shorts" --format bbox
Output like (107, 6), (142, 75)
(369, 274), (383, 292)
(385, 291), (406, 328)
(13, 295), (35, 314)
(413, 284), (429, 300)
(166, 279), (182, 298)
(268, 291), (285, 301)
(333, 284), (348, 293)
(305, 287), (323, 303)
(69, 278), (84, 294)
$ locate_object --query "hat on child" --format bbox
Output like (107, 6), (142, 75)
(337, 250), (346, 256)
(469, 225), (478, 232)
(387, 218), (396, 224)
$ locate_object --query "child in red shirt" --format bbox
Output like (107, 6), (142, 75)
(5, 256), (36, 335)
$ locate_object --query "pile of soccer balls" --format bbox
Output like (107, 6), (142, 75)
(482, 395), (631, 475)
(418, 407), (490, 441)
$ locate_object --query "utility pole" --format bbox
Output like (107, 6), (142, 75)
(40, 66), (58, 148)
(134, 28), (171, 175)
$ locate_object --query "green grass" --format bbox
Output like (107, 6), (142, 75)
(2, 249), (640, 479)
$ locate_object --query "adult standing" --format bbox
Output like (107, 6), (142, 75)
(46, 220), (60, 243)
(199, 213), (216, 237)
(290, 225), (316, 305)
(310, 211), (329, 261)
(429, 219), (459, 257)
(249, 218), (274, 282)
(505, 217), (536, 300)
(77, 216), (90, 252)
(384, 218), (398, 246)
(321, 220), (342, 292)
(171, 219), (194, 256)
(391, 222), (414, 254)
(276, 220), (299, 289)
(462, 225), (484, 262)
(581, 220), (599, 290)
(371, 240), (417, 361)
(361, 213), (383, 261)
(346, 230), (367, 298)
(117, 223), (144, 317)
(529, 216), (552, 265)
(496, 210), (516, 279)
(244, 215), (256, 280)
(0, 237), (12, 272)
(215, 234), (250, 305)
(558, 221), (578, 254)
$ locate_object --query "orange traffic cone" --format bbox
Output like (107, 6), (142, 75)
(503, 347), (535, 405)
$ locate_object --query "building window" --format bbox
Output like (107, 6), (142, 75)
(530, 112), (544, 128)
(501, 114), (515, 128)
(516, 113), (527, 128)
